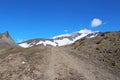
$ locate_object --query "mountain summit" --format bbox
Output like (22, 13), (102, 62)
(19, 29), (99, 48)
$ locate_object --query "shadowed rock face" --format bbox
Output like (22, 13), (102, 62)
(0, 32), (17, 48)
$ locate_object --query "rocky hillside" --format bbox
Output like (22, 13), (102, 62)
(0, 32), (17, 48)
(72, 31), (120, 76)
(0, 31), (120, 80)
(0, 46), (119, 80)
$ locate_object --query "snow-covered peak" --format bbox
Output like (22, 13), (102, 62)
(52, 34), (71, 39)
(19, 29), (99, 48)
(19, 43), (30, 48)
(79, 29), (93, 34)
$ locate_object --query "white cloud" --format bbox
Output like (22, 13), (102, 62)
(91, 18), (102, 27)
(64, 30), (68, 32)
(17, 38), (24, 43)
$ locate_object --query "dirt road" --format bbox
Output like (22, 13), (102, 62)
(0, 47), (119, 80)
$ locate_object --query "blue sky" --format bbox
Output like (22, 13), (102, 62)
(0, 0), (120, 42)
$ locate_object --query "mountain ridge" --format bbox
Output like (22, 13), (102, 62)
(18, 29), (99, 48)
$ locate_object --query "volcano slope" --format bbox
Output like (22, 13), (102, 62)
(0, 46), (119, 80)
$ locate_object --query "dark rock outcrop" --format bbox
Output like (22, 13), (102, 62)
(0, 32), (17, 48)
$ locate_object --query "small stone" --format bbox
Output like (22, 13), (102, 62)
(22, 61), (25, 64)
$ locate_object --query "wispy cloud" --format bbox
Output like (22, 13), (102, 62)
(17, 38), (24, 43)
(91, 18), (102, 27)
(64, 30), (68, 33)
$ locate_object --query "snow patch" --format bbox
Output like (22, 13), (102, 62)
(19, 29), (99, 48)
(53, 34), (71, 39)
(79, 29), (93, 34)
(54, 38), (73, 46)
(88, 34), (98, 38)
(73, 33), (88, 41)
(45, 40), (57, 46)
(19, 43), (30, 48)
(36, 40), (57, 47)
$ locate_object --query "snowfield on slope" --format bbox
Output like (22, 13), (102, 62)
(19, 29), (98, 48)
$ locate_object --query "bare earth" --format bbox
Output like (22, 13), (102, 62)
(0, 46), (119, 80)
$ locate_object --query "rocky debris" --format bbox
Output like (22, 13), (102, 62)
(72, 31), (120, 76)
